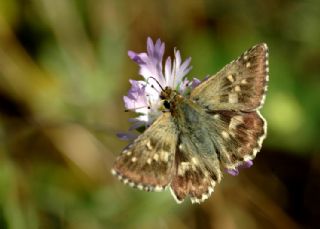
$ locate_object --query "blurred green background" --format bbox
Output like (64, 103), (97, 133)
(0, 0), (319, 228)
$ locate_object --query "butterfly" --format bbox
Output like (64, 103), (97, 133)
(112, 43), (269, 203)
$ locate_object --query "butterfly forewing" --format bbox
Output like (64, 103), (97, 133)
(190, 43), (269, 111)
(112, 113), (177, 191)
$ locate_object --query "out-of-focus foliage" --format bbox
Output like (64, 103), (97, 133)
(0, 0), (319, 228)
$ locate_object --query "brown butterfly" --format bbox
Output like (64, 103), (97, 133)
(112, 43), (269, 203)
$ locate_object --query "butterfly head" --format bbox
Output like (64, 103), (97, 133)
(159, 87), (182, 111)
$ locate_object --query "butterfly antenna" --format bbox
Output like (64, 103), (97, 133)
(146, 76), (165, 92)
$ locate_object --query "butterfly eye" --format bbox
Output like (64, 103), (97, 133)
(163, 100), (171, 109)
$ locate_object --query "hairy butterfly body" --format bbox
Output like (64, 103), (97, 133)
(112, 43), (269, 203)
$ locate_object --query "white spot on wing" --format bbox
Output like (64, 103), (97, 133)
(111, 169), (117, 176)
(235, 85), (241, 92)
(146, 140), (152, 150)
(154, 185), (164, 192)
(153, 153), (159, 161)
(191, 157), (199, 165)
(241, 79), (247, 84)
(160, 151), (169, 162)
(227, 74), (234, 82)
(178, 162), (190, 175)
(221, 131), (230, 139)
(123, 150), (132, 156)
(213, 114), (220, 120)
(229, 115), (244, 130)
(228, 93), (238, 103)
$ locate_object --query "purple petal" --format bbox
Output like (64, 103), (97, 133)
(178, 77), (202, 94)
(126, 80), (140, 99)
(178, 78), (190, 93)
(174, 49), (181, 67)
(123, 96), (134, 109)
(123, 80), (148, 110)
(116, 132), (138, 141)
(227, 168), (240, 176)
(128, 51), (146, 65)
(189, 78), (201, 89)
(180, 57), (192, 74)
(226, 160), (254, 176)
(164, 56), (172, 85)
(147, 37), (154, 56)
(154, 38), (165, 60)
(171, 49), (193, 87)
(238, 160), (253, 169)
(128, 84), (138, 95)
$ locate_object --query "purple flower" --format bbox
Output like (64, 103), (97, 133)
(122, 37), (197, 132)
(226, 160), (253, 176)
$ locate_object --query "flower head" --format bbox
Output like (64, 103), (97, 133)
(123, 37), (197, 131)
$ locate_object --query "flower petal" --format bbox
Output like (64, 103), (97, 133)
(116, 132), (138, 141)
(226, 169), (239, 176)
(128, 51), (146, 65)
(164, 56), (172, 86)
(226, 160), (254, 176)
(238, 160), (253, 169)
(123, 80), (148, 110)
(189, 77), (201, 89)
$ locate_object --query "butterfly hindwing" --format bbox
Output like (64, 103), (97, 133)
(170, 100), (222, 203)
(205, 110), (266, 170)
(190, 43), (269, 111)
(170, 135), (222, 204)
(112, 113), (177, 191)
